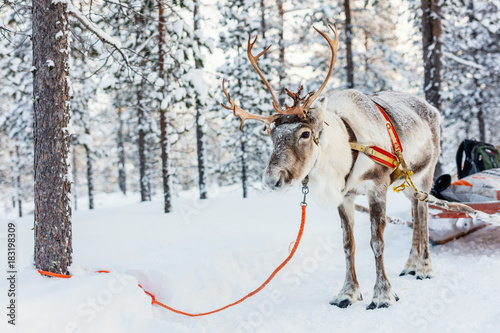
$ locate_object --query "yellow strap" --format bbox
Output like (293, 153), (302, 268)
(385, 123), (402, 154)
(349, 143), (399, 169)
(347, 112), (422, 197)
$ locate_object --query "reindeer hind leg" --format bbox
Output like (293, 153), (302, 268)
(400, 170), (434, 279)
(400, 197), (421, 276)
(415, 199), (434, 279)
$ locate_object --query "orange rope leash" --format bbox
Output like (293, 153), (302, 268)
(38, 204), (307, 317)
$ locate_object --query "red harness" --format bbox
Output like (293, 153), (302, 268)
(373, 103), (402, 168)
(344, 102), (405, 183)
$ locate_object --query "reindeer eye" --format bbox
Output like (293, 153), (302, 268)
(301, 131), (311, 139)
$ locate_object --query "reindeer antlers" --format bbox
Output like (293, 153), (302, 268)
(222, 24), (338, 134)
(221, 79), (280, 135)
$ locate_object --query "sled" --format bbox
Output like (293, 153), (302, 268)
(428, 201), (500, 244)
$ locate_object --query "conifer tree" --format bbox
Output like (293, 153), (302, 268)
(0, 2), (33, 216)
(32, 0), (72, 274)
(216, 0), (276, 197)
(439, 0), (499, 165)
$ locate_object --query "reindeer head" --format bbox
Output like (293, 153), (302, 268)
(222, 25), (338, 191)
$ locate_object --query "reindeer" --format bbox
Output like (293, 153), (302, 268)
(222, 25), (441, 309)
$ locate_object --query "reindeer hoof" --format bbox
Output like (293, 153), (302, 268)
(330, 289), (363, 308)
(416, 272), (433, 280)
(400, 270), (416, 276)
(330, 299), (353, 308)
(366, 296), (399, 310)
(367, 290), (399, 310)
(401, 258), (434, 279)
(366, 300), (396, 310)
(401, 253), (434, 279)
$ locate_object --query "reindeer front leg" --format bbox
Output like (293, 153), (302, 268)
(330, 194), (363, 308)
(367, 190), (399, 309)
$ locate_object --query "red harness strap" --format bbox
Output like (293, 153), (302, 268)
(369, 146), (399, 168)
(374, 103), (403, 155)
(346, 102), (404, 173)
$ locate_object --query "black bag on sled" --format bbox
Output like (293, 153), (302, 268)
(456, 139), (500, 179)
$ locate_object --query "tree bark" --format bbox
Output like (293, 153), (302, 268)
(17, 172), (22, 218)
(117, 107), (127, 195)
(133, 9), (151, 203)
(421, 0), (443, 178)
(364, 31), (369, 75)
(137, 80), (150, 202)
(84, 127), (94, 210)
(477, 108), (485, 142)
(421, 0), (442, 110)
(277, 0), (285, 95)
(260, 0), (266, 41)
(240, 133), (248, 199)
(195, 108), (207, 199)
(194, 0), (207, 200)
(13, 147), (22, 217)
(236, 72), (248, 198)
(344, 0), (354, 89)
(467, 0), (486, 141)
(16, 157), (22, 218)
(158, 1), (171, 212)
(33, 0), (72, 274)
(10, 151), (16, 209)
(72, 147), (78, 211)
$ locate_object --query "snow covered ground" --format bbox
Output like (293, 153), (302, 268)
(1, 185), (500, 333)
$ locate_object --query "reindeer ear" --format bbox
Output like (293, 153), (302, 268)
(317, 96), (329, 110)
(308, 96), (328, 128)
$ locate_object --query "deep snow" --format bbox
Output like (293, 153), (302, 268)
(1, 185), (500, 333)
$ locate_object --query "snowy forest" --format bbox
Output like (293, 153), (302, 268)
(1, 0), (500, 331)
(0, 0), (500, 262)
(1, 0), (498, 219)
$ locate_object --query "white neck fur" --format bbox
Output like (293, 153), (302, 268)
(308, 111), (353, 209)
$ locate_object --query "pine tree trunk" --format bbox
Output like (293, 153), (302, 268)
(194, 0), (207, 200)
(134, 10), (151, 203)
(421, 0), (442, 110)
(117, 107), (127, 195)
(236, 74), (248, 199)
(260, 0), (266, 40)
(467, 1), (486, 141)
(477, 108), (486, 142)
(84, 128), (94, 210)
(73, 147), (78, 211)
(277, 0), (285, 95)
(364, 31), (369, 75)
(422, 0), (443, 177)
(10, 151), (16, 209)
(344, 0), (354, 89)
(196, 108), (207, 199)
(16, 172), (22, 218)
(33, 0), (72, 274)
(13, 147), (22, 217)
(17, 187), (22, 218)
(240, 133), (248, 199)
(137, 81), (150, 202)
(158, 1), (171, 212)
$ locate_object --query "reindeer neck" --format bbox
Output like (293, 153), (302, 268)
(308, 112), (353, 208)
